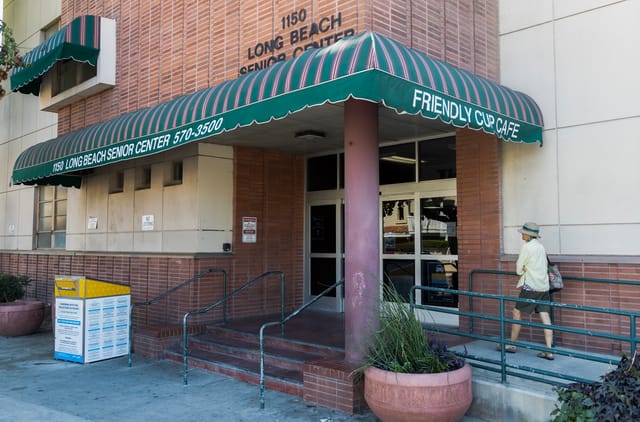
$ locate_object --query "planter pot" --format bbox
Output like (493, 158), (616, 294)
(364, 363), (473, 422)
(0, 299), (45, 337)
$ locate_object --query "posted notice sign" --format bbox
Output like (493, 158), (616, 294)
(242, 217), (257, 243)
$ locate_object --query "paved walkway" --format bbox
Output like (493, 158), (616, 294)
(1, 330), (487, 422)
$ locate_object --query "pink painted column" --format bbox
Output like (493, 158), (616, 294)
(343, 99), (380, 363)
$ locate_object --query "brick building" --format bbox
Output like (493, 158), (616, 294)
(1, 0), (638, 414)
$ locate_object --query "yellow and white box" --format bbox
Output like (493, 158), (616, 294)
(54, 276), (131, 363)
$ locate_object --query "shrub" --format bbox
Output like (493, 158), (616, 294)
(550, 353), (640, 421)
(0, 273), (30, 303)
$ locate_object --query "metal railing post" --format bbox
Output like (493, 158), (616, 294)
(631, 315), (637, 357)
(128, 304), (134, 367)
(259, 280), (344, 410)
(280, 272), (285, 336)
(499, 296), (506, 383)
(183, 313), (189, 385)
(183, 271), (284, 385)
(127, 268), (220, 368)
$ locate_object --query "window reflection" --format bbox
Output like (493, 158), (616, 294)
(380, 143), (416, 184)
(383, 259), (414, 302)
(420, 260), (458, 307)
(419, 137), (456, 181)
(382, 199), (415, 254)
(420, 197), (457, 255)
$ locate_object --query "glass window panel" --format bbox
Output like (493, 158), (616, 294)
(39, 202), (53, 218)
(420, 260), (458, 307)
(418, 137), (456, 181)
(340, 204), (345, 253)
(383, 259), (415, 303)
(310, 205), (336, 253)
(382, 199), (415, 254)
(380, 143), (416, 185)
(57, 199), (67, 216)
(39, 186), (54, 201)
(39, 216), (52, 231)
(37, 233), (51, 248)
(310, 257), (337, 296)
(55, 215), (67, 231)
(56, 186), (67, 200)
(307, 155), (338, 191)
(53, 232), (66, 249)
(339, 153), (344, 189)
(420, 197), (457, 255)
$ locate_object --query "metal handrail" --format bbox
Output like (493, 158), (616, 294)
(128, 268), (225, 367)
(183, 271), (285, 385)
(468, 269), (640, 334)
(258, 279), (344, 410)
(409, 285), (639, 386)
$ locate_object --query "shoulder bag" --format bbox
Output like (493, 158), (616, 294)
(547, 256), (563, 293)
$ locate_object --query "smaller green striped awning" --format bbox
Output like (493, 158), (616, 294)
(10, 15), (101, 95)
(12, 31), (544, 187)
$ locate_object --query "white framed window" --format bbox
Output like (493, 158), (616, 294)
(36, 186), (67, 249)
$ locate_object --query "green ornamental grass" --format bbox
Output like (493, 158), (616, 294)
(364, 283), (464, 374)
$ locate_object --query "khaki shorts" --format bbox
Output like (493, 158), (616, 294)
(515, 290), (550, 314)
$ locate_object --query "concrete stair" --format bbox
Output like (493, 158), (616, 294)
(164, 325), (344, 396)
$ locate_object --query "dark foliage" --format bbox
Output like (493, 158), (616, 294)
(550, 353), (640, 422)
(0, 273), (30, 303)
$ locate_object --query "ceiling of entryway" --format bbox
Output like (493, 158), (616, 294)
(203, 102), (455, 156)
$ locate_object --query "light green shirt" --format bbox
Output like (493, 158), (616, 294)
(516, 238), (549, 291)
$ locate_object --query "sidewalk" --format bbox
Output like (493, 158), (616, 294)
(0, 330), (486, 422)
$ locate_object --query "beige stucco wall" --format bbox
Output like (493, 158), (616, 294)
(65, 144), (234, 253)
(0, 0), (61, 250)
(499, 0), (640, 256)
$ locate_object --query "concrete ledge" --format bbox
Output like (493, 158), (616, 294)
(467, 374), (557, 422)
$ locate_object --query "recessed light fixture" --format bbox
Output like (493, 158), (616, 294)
(294, 130), (326, 141)
(380, 155), (416, 164)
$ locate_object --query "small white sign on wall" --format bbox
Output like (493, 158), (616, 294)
(141, 214), (154, 231)
(242, 217), (257, 243)
(88, 216), (98, 230)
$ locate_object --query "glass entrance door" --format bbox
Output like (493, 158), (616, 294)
(381, 194), (458, 325)
(307, 202), (343, 311)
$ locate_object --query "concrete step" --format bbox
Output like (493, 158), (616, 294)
(167, 324), (345, 397)
(164, 346), (304, 396)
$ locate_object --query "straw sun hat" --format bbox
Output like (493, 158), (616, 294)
(518, 222), (540, 238)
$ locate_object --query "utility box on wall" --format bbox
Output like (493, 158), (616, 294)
(54, 276), (131, 363)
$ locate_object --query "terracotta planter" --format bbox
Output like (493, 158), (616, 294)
(0, 299), (45, 337)
(364, 363), (473, 422)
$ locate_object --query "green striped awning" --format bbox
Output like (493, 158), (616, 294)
(12, 31), (543, 187)
(10, 15), (101, 95)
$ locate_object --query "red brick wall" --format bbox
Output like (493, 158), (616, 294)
(456, 127), (502, 285)
(455, 128), (502, 333)
(55, 0), (498, 135)
(370, 0), (498, 80)
(303, 359), (366, 414)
